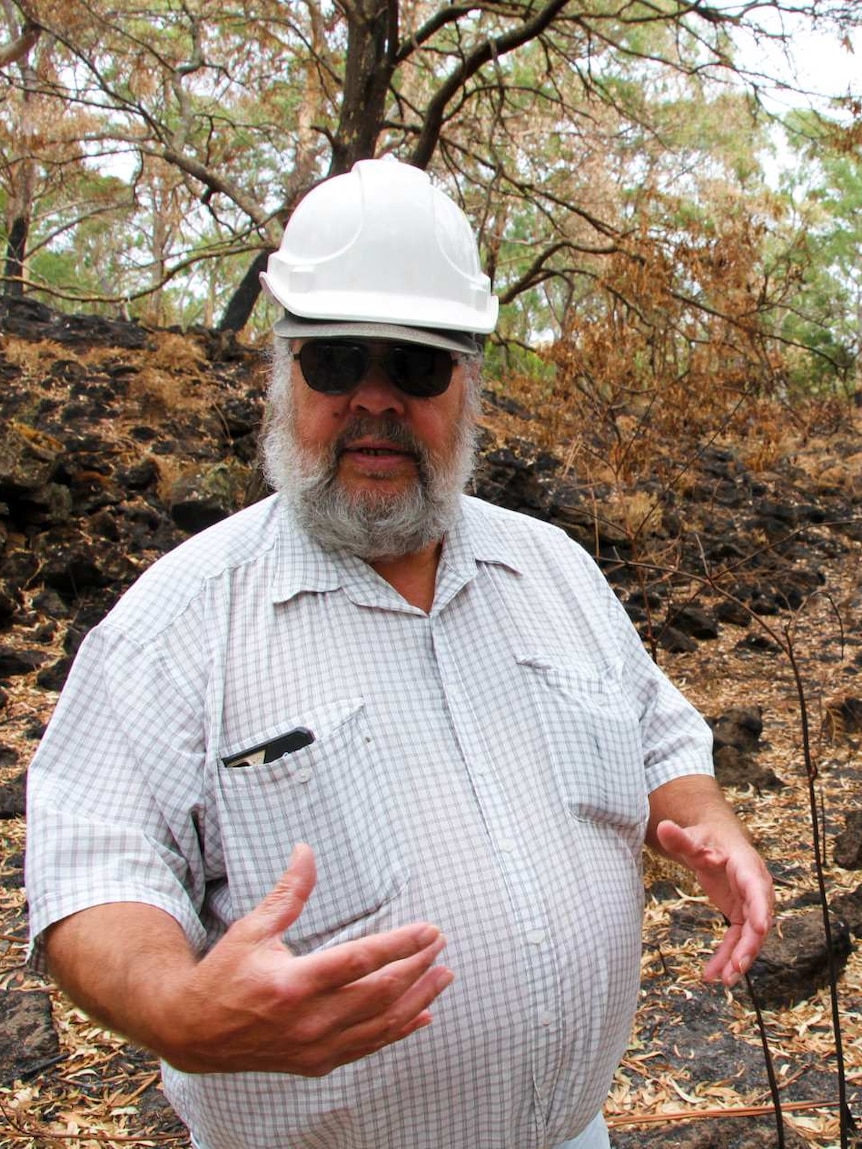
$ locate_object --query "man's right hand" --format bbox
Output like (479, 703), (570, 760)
(45, 843), (453, 1077)
(162, 843), (452, 1075)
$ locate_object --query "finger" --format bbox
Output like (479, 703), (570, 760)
(704, 909), (771, 985)
(331, 1010), (436, 1072)
(338, 962), (454, 1061)
(654, 819), (688, 854)
(364, 958), (454, 1031)
(734, 858), (775, 935)
(295, 922), (443, 995)
(283, 947), (451, 1075)
(655, 820), (704, 868)
(334, 939), (453, 1028)
(728, 912), (771, 975)
(703, 922), (742, 983)
(242, 843), (317, 944)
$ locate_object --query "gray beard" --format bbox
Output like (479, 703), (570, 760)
(263, 408), (477, 561)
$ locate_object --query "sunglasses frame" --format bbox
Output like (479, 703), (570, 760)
(293, 339), (457, 398)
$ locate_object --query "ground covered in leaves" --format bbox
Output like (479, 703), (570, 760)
(1, 300), (862, 1147)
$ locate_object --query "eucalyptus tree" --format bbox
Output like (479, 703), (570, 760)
(3, 0), (862, 338)
(0, 0), (140, 302)
(0, 0), (39, 293)
(0, 2), (52, 295)
(769, 109), (862, 394)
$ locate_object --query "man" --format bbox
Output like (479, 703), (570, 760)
(26, 159), (773, 1149)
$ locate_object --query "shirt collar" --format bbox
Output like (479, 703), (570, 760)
(270, 499), (349, 603)
(270, 494), (523, 605)
(440, 495), (523, 580)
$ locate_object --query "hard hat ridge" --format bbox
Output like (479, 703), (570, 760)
(260, 159), (499, 338)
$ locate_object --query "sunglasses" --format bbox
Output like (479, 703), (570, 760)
(294, 339), (456, 398)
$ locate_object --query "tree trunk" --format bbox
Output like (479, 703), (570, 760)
(330, 0), (393, 176)
(218, 2), (396, 331)
(218, 249), (272, 332)
(4, 215), (28, 297)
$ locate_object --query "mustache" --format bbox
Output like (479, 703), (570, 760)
(334, 417), (427, 463)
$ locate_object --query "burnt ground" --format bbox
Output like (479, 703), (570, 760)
(2, 297), (862, 1147)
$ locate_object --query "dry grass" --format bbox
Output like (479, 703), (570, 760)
(608, 564), (862, 1144)
(1, 339), (80, 378)
(147, 332), (209, 376)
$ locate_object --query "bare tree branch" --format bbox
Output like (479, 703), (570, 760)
(0, 18), (38, 68)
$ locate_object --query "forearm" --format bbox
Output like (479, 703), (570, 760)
(646, 773), (751, 854)
(41, 850), (453, 1077)
(44, 903), (197, 1059)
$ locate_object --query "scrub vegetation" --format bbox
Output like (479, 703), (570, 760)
(2, 0), (862, 400)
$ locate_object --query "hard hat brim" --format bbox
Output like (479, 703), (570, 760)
(273, 312), (481, 357)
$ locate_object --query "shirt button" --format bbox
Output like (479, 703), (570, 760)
(499, 837), (516, 853)
(294, 768), (312, 784)
(525, 929), (546, 946)
(540, 1011), (553, 1027)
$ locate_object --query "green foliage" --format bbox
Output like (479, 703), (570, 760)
(769, 109), (862, 396)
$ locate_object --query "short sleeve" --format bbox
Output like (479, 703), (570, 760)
(586, 554), (715, 790)
(26, 623), (209, 970)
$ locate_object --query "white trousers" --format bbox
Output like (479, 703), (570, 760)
(555, 1113), (611, 1149)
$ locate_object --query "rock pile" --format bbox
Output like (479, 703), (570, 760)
(3, 292), (862, 815)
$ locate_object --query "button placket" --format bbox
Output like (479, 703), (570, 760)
(429, 611), (562, 1102)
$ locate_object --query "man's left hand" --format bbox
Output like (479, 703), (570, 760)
(654, 816), (773, 987)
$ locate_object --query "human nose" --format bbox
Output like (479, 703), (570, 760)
(348, 362), (407, 417)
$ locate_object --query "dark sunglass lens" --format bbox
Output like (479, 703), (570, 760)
(385, 346), (453, 397)
(299, 341), (368, 393)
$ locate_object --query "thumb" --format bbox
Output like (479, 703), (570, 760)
(656, 819), (724, 871)
(655, 819), (701, 864)
(655, 819), (687, 851)
(244, 843), (317, 943)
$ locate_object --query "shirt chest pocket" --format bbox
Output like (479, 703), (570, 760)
(517, 655), (649, 837)
(217, 699), (409, 954)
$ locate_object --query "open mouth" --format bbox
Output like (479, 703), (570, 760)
(346, 446), (411, 456)
(333, 421), (427, 478)
(341, 439), (418, 460)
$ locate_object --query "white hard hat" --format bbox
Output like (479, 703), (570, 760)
(260, 159), (499, 339)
